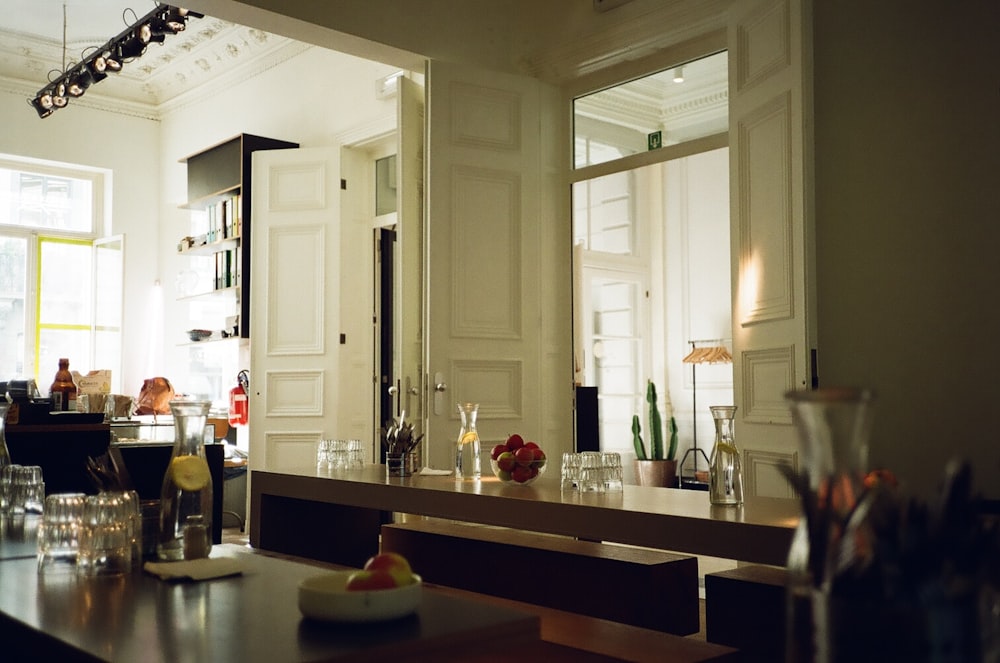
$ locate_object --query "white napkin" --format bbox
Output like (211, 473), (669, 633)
(418, 467), (453, 476)
(144, 557), (244, 581)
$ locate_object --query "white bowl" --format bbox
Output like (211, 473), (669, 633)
(297, 571), (422, 622)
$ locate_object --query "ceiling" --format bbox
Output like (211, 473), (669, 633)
(0, 0), (301, 116)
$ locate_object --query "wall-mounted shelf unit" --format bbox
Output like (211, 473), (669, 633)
(178, 134), (299, 340)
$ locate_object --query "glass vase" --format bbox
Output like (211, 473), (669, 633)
(783, 387), (874, 663)
(156, 398), (213, 561)
(455, 402), (481, 480)
(708, 405), (742, 505)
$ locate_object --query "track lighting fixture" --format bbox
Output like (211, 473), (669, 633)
(27, 5), (202, 118)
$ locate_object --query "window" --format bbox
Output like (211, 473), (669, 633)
(571, 51), (731, 457)
(0, 157), (119, 391)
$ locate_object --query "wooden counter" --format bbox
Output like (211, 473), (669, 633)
(0, 544), (541, 662)
(250, 465), (799, 566)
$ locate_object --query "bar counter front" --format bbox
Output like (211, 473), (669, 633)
(250, 464), (800, 568)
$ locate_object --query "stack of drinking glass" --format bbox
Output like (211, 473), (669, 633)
(0, 464), (45, 514)
(316, 439), (365, 471)
(560, 451), (623, 492)
(35, 490), (142, 576)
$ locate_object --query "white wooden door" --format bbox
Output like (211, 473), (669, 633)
(728, 0), (815, 498)
(249, 146), (341, 475)
(424, 60), (571, 472)
(397, 76), (425, 437)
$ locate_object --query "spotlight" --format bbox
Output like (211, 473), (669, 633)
(66, 66), (99, 97)
(30, 94), (55, 118)
(51, 83), (68, 108)
(117, 34), (147, 60)
(154, 8), (188, 34)
(87, 56), (110, 80)
(103, 49), (123, 72)
(673, 67), (685, 83)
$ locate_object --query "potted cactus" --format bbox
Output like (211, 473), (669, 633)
(632, 380), (678, 488)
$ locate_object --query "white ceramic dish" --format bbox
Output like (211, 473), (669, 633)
(297, 571), (422, 622)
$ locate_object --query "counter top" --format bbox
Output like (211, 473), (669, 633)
(250, 464), (800, 566)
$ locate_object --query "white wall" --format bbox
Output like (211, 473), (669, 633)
(0, 87), (160, 396)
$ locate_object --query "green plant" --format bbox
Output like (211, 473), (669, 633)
(632, 381), (677, 461)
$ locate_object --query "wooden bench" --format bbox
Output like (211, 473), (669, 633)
(381, 518), (700, 636)
(704, 565), (786, 662)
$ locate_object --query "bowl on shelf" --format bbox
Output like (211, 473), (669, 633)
(297, 571), (422, 622)
(187, 329), (212, 342)
(490, 456), (547, 485)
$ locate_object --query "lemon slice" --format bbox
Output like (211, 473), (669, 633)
(170, 455), (211, 491)
(715, 442), (739, 455)
(459, 432), (477, 445)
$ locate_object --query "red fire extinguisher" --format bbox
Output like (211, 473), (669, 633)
(229, 370), (249, 426)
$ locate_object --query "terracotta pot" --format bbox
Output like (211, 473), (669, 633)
(634, 459), (678, 488)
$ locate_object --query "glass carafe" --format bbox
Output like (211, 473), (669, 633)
(708, 405), (742, 505)
(157, 399), (213, 560)
(455, 402), (482, 480)
(783, 387), (874, 663)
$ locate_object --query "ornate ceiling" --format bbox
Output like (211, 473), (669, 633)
(0, 1), (302, 118)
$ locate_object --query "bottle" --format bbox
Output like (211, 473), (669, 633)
(49, 358), (78, 412)
(157, 398), (213, 560)
(455, 402), (482, 480)
(708, 405), (743, 505)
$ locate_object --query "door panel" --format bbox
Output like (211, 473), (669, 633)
(424, 60), (571, 472)
(250, 147), (341, 476)
(729, 0), (814, 498)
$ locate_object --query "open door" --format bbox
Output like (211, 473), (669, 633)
(424, 60), (571, 472)
(249, 146), (342, 474)
(728, 0), (815, 497)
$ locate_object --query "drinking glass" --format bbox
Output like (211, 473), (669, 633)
(561, 452), (580, 491)
(37, 492), (86, 573)
(601, 452), (624, 491)
(78, 492), (133, 576)
(10, 465), (45, 515)
(577, 451), (604, 492)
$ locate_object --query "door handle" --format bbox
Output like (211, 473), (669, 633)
(387, 385), (398, 396)
(433, 372), (446, 416)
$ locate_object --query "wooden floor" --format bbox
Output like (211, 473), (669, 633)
(219, 526), (711, 642)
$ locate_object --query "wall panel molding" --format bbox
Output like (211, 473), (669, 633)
(734, 0), (791, 93)
(449, 82), (521, 151)
(266, 224), (326, 355)
(741, 345), (795, 424)
(264, 369), (325, 417)
(450, 165), (522, 339)
(737, 92), (793, 326)
(744, 447), (796, 499)
(451, 359), (523, 421)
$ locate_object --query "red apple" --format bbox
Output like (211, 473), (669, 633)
(505, 433), (525, 451)
(514, 446), (535, 467)
(532, 448), (546, 465)
(511, 464), (536, 483)
(363, 551), (414, 586)
(490, 443), (508, 460)
(496, 451), (517, 472)
(523, 441), (539, 451)
(345, 569), (398, 591)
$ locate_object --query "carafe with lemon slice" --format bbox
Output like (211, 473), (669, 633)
(157, 398), (213, 560)
(455, 402), (482, 480)
(708, 405), (742, 505)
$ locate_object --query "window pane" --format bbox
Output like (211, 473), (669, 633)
(39, 240), (92, 325)
(0, 236), (27, 378)
(572, 171), (635, 255)
(574, 51), (728, 169)
(38, 328), (91, 387)
(0, 167), (94, 232)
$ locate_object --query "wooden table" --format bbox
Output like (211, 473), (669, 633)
(250, 464), (800, 566)
(0, 544), (541, 662)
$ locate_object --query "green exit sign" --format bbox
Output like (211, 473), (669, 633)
(648, 131), (662, 150)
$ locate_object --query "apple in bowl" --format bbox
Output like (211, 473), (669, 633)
(489, 433), (547, 485)
(298, 552), (422, 622)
